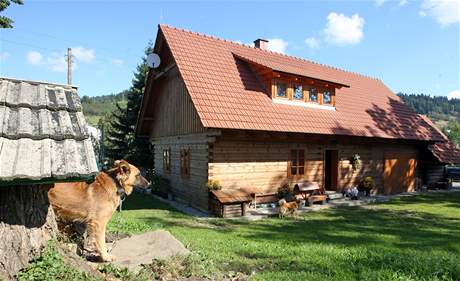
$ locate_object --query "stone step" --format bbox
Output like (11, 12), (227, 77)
(326, 192), (344, 200)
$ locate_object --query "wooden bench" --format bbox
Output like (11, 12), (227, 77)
(294, 182), (327, 206)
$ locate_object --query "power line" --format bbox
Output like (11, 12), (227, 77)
(1, 38), (63, 53)
(11, 27), (143, 59)
(1, 38), (137, 66)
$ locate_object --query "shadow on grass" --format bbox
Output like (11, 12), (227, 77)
(131, 191), (460, 252)
(112, 191), (460, 280)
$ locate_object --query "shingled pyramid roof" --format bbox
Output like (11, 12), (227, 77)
(0, 77), (98, 184)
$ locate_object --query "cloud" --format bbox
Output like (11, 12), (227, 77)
(46, 52), (67, 72)
(420, 0), (460, 27)
(324, 12), (365, 45)
(111, 58), (124, 66)
(377, 0), (408, 7)
(267, 38), (288, 53)
(26, 51), (43, 65)
(305, 37), (320, 48)
(447, 89), (460, 100)
(72, 47), (95, 63)
(0, 52), (10, 62)
(25, 46), (95, 72)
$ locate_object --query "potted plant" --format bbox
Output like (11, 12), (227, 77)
(358, 175), (374, 196)
(277, 181), (296, 202)
(204, 179), (222, 191)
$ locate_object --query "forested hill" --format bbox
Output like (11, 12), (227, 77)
(398, 93), (460, 126)
(81, 90), (128, 126)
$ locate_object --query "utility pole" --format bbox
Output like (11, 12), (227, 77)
(66, 48), (72, 85)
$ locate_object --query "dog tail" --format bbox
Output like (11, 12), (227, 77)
(278, 198), (286, 206)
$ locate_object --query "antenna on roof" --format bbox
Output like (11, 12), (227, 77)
(146, 53), (161, 69)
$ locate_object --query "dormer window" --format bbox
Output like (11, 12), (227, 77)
(308, 88), (318, 103)
(293, 84), (303, 100)
(270, 72), (339, 110)
(275, 81), (287, 98)
(323, 91), (332, 104)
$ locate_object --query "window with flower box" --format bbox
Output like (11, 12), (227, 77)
(271, 76), (336, 107)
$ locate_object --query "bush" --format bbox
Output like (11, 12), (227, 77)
(277, 181), (296, 202)
(358, 175), (375, 196)
(150, 174), (171, 198)
(204, 179), (222, 191)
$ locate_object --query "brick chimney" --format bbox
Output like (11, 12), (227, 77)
(254, 39), (269, 50)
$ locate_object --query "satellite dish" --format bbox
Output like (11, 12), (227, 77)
(146, 53), (161, 69)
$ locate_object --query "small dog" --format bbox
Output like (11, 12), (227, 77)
(48, 160), (150, 262)
(278, 198), (299, 219)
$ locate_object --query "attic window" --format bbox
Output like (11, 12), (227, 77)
(323, 91), (332, 104)
(271, 73), (337, 110)
(308, 88), (318, 103)
(293, 84), (303, 100)
(275, 81), (287, 98)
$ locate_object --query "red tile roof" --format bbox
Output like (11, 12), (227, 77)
(418, 115), (460, 164)
(157, 25), (445, 142)
(429, 141), (460, 164)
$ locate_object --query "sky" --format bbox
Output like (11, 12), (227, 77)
(0, 0), (459, 98)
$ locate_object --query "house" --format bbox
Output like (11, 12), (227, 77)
(0, 77), (98, 279)
(136, 25), (459, 216)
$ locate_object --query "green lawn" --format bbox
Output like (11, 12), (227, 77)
(108, 192), (460, 281)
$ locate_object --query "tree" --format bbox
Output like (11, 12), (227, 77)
(104, 42), (153, 167)
(0, 0), (23, 28)
(445, 121), (460, 148)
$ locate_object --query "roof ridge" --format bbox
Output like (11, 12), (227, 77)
(158, 24), (381, 82)
(0, 76), (78, 89)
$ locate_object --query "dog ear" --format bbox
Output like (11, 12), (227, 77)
(117, 160), (131, 176)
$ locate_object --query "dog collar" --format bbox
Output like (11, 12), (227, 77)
(108, 172), (126, 198)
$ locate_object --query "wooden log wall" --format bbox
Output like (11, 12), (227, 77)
(152, 133), (216, 210)
(424, 163), (445, 186)
(210, 137), (421, 196)
(150, 68), (205, 138)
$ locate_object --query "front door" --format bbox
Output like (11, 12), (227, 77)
(325, 150), (339, 191)
(384, 152), (416, 194)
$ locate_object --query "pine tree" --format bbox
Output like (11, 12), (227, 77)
(104, 42), (153, 167)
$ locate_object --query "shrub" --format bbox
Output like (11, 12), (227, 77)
(277, 181), (296, 202)
(358, 175), (375, 196)
(150, 174), (171, 198)
(204, 179), (222, 191)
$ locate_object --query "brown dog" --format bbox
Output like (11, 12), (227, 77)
(278, 198), (299, 219)
(48, 160), (150, 262)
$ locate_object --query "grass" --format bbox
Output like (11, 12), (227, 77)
(17, 242), (97, 281)
(107, 191), (460, 280)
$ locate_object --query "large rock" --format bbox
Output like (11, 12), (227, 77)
(109, 230), (189, 271)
